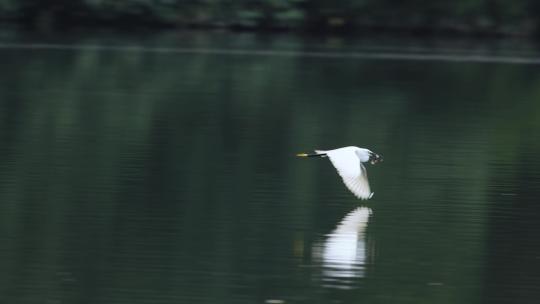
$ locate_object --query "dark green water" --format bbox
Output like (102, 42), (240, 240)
(1, 31), (540, 304)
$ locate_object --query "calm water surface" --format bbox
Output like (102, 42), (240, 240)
(1, 31), (540, 304)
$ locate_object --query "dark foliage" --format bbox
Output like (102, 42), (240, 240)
(0, 0), (538, 35)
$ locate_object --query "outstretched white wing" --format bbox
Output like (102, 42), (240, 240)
(324, 148), (373, 200)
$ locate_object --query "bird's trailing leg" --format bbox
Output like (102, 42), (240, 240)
(296, 152), (327, 158)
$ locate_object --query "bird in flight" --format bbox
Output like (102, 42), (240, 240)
(297, 146), (383, 200)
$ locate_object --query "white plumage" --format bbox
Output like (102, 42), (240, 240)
(298, 146), (382, 200)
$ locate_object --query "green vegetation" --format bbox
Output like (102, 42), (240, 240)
(0, 0), (539, 35)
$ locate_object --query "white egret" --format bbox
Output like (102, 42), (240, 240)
(297, 146), (383, 199)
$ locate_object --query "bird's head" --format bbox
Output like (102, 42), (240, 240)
(369, 151), (383, 165)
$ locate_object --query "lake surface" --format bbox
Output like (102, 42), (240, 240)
(1, 30), (540, 304)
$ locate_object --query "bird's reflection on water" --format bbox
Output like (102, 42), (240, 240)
(313, 207), (373, 289)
